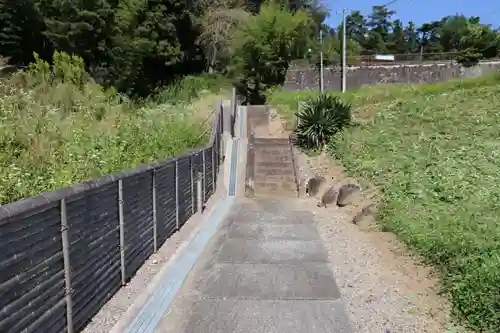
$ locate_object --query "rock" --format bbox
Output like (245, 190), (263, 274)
(305, 175), (326, 197)
(352, 203), (376, 225)
(317, 185), (338, 208)
(337, 183), (361, 207)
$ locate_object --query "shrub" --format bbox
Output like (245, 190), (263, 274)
(294, 93), (351, 149)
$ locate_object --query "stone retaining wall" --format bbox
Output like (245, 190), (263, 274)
(283, 61), (500, 91)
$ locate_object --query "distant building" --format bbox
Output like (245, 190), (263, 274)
(361, 54), (396, 66)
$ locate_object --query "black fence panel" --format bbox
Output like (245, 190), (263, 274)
(122, 171), (154, 279)
(204, 147), (214, 201)
(0, 202), (66, 333)
(177, 155), (192, 228)
(0, 100), (226, 333)
(155, 161), (177, 247)
(66, 182), (121, 332)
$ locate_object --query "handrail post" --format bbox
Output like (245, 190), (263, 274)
(60, 198), (74, 333)
(118, 179), (126, 285)
(152, 169), (158, 252)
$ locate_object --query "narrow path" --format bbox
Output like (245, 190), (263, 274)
(153, 105), (352, 332)
(155, 199), (351, 333)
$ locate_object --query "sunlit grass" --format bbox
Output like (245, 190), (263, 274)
(0, 72), (230, 204)
(269, 73), (500, 332)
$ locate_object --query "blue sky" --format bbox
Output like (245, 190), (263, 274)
(324, 0), (500, 29)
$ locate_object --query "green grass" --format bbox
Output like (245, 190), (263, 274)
(268, 74), (500, 332)
(268, 73), (500, 124)
(0, 68), (229, 205)
(150, 74), (233, 105)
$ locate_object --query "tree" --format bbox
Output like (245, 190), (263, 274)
(403, 21), (419, 53)
(230, 3), (312, 103)
(197, 0), (249, 73)
(456, 20), (500, 66)
(108, 0), (203, 95)
(345, 11), (367, 50)
(439, 15), (470, 52)
(388, 19), (405, 54)
(39, 0), (116, 67)
(0, 0), (50, 64)
(418, 21), (444, 55)
(365, 5), (395, 52)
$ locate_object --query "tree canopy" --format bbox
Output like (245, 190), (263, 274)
(1, 0), (499, 97)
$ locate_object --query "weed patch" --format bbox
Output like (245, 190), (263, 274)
(0, 54), (229, 204)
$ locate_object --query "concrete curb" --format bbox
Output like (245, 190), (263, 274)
(108, 188), (228, 333)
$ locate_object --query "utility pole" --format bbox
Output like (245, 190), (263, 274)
(341, 8), (347, 93)
(319, 28), (324, 93)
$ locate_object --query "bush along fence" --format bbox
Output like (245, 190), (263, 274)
(0, 98), (234, 333)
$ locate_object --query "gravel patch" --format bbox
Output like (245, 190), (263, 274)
(307, 203), (447, 333)
(290, 148), (449, 332)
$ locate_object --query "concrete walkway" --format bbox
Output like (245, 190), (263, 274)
(155, 198), (351, 333)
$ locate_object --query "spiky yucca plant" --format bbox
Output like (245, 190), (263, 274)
(294, 94), (351, 149)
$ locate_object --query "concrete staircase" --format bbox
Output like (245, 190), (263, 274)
(245, 106), (298, 198)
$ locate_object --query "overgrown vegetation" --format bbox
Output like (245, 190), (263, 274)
(230, 3), (311, 103)
(0, 52), (227, 204)
(0, 1), (319, 204)
(268, 73), (500, 332)
(294, 94), (351, 149)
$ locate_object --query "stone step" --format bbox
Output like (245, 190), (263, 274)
(253, 181), (297, 193)
(254, 161), (294, 169)
(246, 128), (298, 198)
(254, 176), (296, 185)
(254, 165), (295, 175)
(253, 138), (290, 145)
(254, 156), (293, 164)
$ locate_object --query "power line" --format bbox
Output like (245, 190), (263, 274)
(381, 0), (400, 6)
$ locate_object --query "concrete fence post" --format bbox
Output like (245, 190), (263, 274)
(118, 179), (126, 285)
(196, 172), (203, 213)
(175, 159), (180, 230)
(152, 170), (158, 252)
(60, 198), (74, 333)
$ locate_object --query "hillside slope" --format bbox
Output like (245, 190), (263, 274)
(269, 74), (500, 332)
